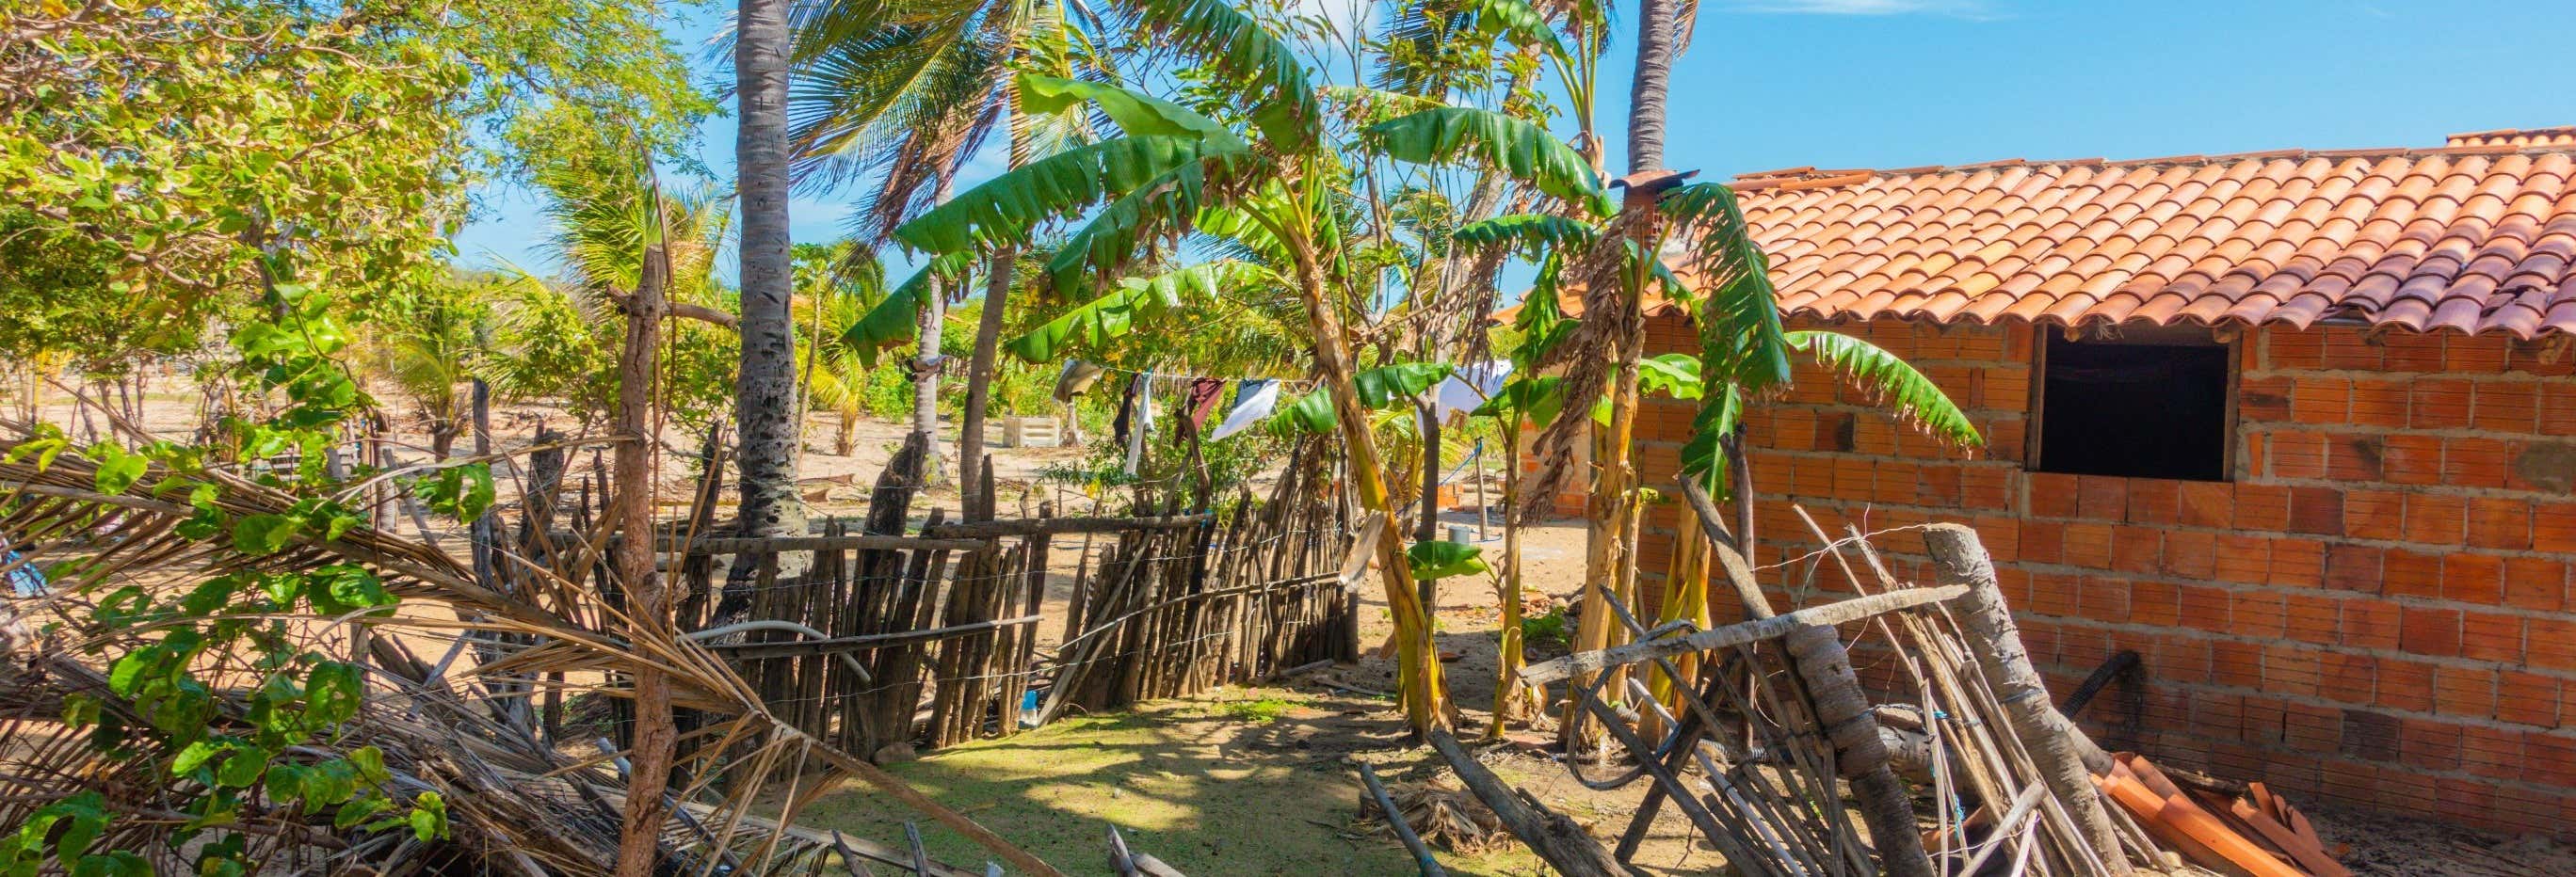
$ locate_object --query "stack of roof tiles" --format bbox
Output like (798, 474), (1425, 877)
(1633, 130), (2576, 340)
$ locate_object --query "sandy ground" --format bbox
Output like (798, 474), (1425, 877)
(34, 382), (2576, 875)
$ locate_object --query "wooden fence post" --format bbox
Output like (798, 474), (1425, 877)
(1924, 522), (2131, 875)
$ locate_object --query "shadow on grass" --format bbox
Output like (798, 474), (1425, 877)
(795, 691), (1552, 876)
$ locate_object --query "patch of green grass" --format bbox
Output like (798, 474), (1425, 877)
(1520, 606), (1569, 647)
(1218, 696), (1296, 723)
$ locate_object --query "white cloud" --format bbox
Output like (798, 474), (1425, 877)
(1728, 0), (1989, 15)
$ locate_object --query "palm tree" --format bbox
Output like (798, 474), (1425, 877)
(733, 0), (805, 591)
(482, 168), (741, 435)
(801, 248), (891, 455)
(362, 279), (491, 459)
(786, 0), (1106, 506)
(875, 0), (1609, 728)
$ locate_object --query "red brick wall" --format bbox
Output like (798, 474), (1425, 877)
(1615, 314), (2576, 836)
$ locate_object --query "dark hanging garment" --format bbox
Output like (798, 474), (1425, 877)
(1111, 374), (1139, 447)
(1185, 377), (1226, 430)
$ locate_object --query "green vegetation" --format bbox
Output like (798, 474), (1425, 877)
(0, 0), (1986, 870)
(1218, 695), (1300, 723)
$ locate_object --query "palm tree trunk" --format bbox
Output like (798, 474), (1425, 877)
(957, 245), (1017, 517)
(798, 272), (827, 462)
(733, 0), (807, 566)
(1626, 0), (1675, 174)
(1486, 433), (1525, 740)
(911, 177), (958, 489)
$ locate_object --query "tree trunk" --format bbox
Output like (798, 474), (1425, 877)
(1287, 244), (1446, 735)
(1485, 434), (1525, 739)
(1925, 523), (2132, 874)
(1415, 400), (1441, 616)
(912, 282), (948, 487)
(835, 410), (859, 456)
(613, 247), (673, 877)
(1557, 262), (1647, 754)
(732, 0), (807, 578)
(958, 246), (1016, 517)
(1555, 0), (1682, 755)
(1625, 0), (1675, 174)
(428, 421), (459, 460)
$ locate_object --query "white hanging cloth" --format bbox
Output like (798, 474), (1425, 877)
(1432, 359), (1514, 417)
(1208, 378), (1280, 440)
(1121, 371), (1155, 475)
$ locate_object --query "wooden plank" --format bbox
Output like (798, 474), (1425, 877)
(675, 534), (986, 554)
(2228, 796), (2348, 877)
(2098, 767), (2303, 877)
(921, 514), (1211, 540)
(705, 615), (1047, 659)
(1521, 585), (1967, 685)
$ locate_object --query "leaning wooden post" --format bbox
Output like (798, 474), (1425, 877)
(614, 247), (674, 877)
(1924, 522), (2131, 875)
(1680, 479), (1932, 877)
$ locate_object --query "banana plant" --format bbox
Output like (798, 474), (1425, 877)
(788, 0), (1115, 499)
(872, 0), (1585, 731)
(1452, 179), (1982, 746)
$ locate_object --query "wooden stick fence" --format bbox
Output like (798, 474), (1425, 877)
(570, 437), (1364, 762)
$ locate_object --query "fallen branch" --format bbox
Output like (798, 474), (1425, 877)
(1521, 585), (1965, 685)
(1424, 731), (1621, 877)
(1359, 762), (1448, 877)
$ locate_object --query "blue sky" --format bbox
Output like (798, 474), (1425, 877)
(452, 0), (2576, 279)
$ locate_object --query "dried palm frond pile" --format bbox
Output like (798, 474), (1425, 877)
(0, 447), (1050, 875)
(1358, 774), (1509, 855)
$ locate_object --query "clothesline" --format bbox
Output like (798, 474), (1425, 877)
(1080, 362), (1321, 391)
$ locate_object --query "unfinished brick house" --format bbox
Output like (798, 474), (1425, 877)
(1566, 129), (2576, 836)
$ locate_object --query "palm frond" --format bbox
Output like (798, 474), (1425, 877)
(843, 251), (974, 366)
(1119, 0), (1321, 147)
(1038, 147), (1270, 289)
(1003, 260), (1274, 361)
(1787, 330), (1983, 448)
(1451, 213), (1599, 252)
(893, 134), (1248, 256)
(1018, 73), (1239, 143)
(1362, 106), (1613, 216)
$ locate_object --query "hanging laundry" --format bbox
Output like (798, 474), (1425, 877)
(1111, 373), (1138, 446)
(1122, 372), (1155, 475)
(1432, 359), (1514, 417)
(1208, 378), (1279, 440)
(1184, 376), (1226, 431)
(1052, 359), (1105, 403)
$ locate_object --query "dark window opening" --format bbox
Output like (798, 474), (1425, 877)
(2035, 329), (2232, 482)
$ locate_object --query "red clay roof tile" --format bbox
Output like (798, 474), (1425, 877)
(1509, 140), (2576, 339)
(1626, 140), (2576, 339)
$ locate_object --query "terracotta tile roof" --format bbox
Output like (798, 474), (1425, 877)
(2448, 127), (2576, 149)
(1611, 136), (2576, 339)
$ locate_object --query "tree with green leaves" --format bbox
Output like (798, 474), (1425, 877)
(787, 0), (1114, 508)
(358, 277), (494, 459)
(861, 0), (1608, 730)
(1458, 139), (1982, 761)
(798, 246), (894, 455)
(0, 0), (707, 370)
(483, 161), (744, 437)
